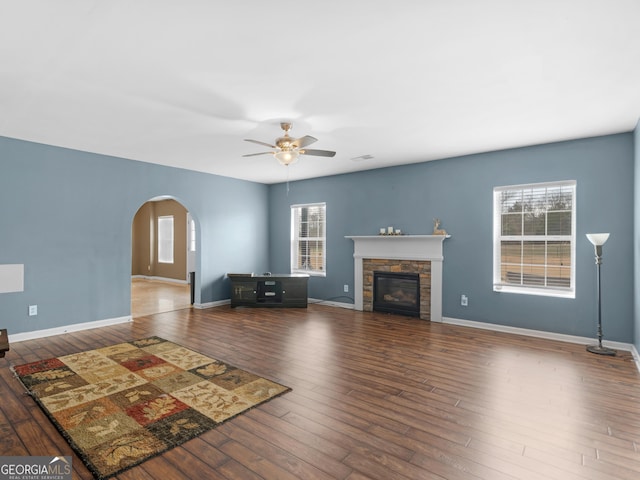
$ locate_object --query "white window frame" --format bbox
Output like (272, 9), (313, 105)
(189, 217), (196, 253)
(493, 180), (576, 298)
(291, 202), (326, 276)
(157, 215), (174, 264)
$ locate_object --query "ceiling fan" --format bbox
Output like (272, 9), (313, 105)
(243, 122), (336, 165)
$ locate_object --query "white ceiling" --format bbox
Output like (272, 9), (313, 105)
(1, 1), (639, 184)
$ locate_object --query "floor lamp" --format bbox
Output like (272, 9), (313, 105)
(585, 233), (615, 356)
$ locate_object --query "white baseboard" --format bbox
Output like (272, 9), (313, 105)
(194, 299), (230, 309)
(8, 316), (132, 343)
(630, 344), (640, 370)
(442, 316), (640, 373)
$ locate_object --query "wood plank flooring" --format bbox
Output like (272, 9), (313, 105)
(2, 304), (640, 479)
(131, 278), (191, 317)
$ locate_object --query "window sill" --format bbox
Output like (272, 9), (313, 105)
(292, 270), (326, 277)
(493, 284), (575, 299)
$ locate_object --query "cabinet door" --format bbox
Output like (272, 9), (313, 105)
(281, 278), (308, 306)
(232, 281), (257, 303)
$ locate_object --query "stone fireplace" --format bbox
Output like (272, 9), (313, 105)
(345, 235), (448, 321)
(367, 260), (429, 319)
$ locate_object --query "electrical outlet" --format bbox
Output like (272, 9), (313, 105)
(460, 295), (468, 307)
(29, 305), (38, 316)
(344, 284), (349, 293)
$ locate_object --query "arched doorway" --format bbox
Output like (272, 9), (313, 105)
(131, 197), (195, 317)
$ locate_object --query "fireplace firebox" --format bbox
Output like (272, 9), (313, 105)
(373, 271), (420, 317)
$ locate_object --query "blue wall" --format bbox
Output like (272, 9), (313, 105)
(2, 132), (636, 344)
(269, 134), (634, 342)
(0, 136), (269, 335)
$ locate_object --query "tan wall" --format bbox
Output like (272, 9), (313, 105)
(132, 199), (188, 281)
(132, 202), (153, 276)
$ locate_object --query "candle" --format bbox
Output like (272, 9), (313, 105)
(387, 226), (394, 234)
(380, 228), (386, 234)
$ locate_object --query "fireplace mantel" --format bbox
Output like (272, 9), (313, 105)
(346, 235), (449, 321)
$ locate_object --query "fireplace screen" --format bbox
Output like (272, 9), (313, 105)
(373, 271), (420, 317)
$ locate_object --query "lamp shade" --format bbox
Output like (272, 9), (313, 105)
(274, 150), (299, 165)
(586, 233), (610, 246)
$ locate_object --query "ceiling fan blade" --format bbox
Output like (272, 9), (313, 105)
(245, 139), (277, 148)
(291, 135), (317, 148)
(300, 149), (336, 157)
(242, 151), (274, 157)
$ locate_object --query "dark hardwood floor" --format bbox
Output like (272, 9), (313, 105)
(2, 304), (640, 479)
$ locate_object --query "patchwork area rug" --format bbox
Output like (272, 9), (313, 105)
(13, 336), (290, 479)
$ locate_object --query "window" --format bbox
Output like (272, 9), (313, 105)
(291, 203), (326, 276)
(189, 217), (196, 253)
(493, 181), (576, 298)
(157, 215), (174, 264)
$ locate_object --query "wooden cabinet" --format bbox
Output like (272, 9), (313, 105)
(228, 274), (309, 308)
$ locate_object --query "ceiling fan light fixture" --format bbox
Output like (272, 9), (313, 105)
(274, 150), (299, 165)
(244, 123), (334, 166)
